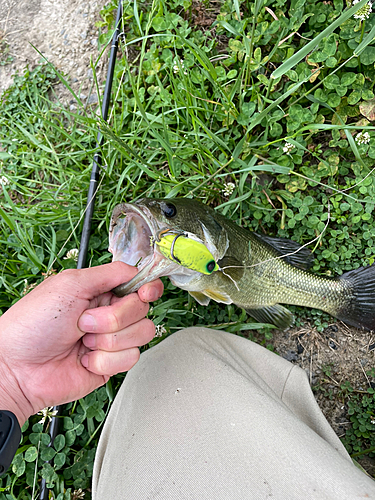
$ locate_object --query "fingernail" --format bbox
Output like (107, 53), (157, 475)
(148, 289), (161, 302)
(79, 313), (97, 332)
(81, 354), (89, 368)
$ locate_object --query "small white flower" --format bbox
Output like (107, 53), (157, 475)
(353, 0), (372, 20)
(371, 418), (375, 425)
(355, 131), (371, 145)
(155, 324), (167, 337)
(173, 59), (187, 75)
(22, 279), (37, 296)
(72, 489), (85, 500)
(283, 142), (294, 154)
(222, 182), (236, 197)
(38, 406), (58, 424)
(0, 175), (9, 186)
(64, 248), (79, 261)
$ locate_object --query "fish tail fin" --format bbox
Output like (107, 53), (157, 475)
(337, 265), (375, 330)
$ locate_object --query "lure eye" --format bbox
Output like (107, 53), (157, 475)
(161, 202), (177, 218)
(206, 260), (216, 273)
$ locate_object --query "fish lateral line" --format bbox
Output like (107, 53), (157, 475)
(220, 210), (331, 273)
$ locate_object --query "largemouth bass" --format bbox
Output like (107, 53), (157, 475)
(109, 198), (375, 330)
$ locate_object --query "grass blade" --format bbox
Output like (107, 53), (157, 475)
(271, 0), (369, 79)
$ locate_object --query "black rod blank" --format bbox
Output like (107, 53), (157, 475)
(39, 3), (123, 498)
(77, 1), (123, 269)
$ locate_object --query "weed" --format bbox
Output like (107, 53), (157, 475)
(342, 385), (375, 459)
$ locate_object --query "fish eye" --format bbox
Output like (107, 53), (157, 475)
(161, 202), (177, 218)
(206, 260), (216, 273)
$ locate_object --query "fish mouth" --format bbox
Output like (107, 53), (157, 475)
(109, 203), (158, 268)
(108, 203), (183, 296)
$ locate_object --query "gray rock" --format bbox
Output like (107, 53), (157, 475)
(283, 350), (299, 362)
(88, 94), (98, 104)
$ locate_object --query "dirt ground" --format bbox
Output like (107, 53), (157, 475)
(0, 0), (107, 103)
(1, 0), (375, 476)
(272, 321), (375, 475)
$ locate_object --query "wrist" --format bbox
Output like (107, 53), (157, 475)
(0, 362), (32, 427)
(0, 393), (28, 428)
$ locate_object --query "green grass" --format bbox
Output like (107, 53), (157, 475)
(1, 0), (375, 496)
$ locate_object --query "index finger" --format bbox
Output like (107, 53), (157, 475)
(78, 293), (149, 333)
(108, 278), (164, 306)
(138, 279), (164, 303)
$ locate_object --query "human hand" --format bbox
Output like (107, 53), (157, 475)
(0, 262), (163, 426)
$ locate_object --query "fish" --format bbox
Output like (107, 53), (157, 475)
(108, 197), (375, 331)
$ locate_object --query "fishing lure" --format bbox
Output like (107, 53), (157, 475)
(156, 232), (219, 275)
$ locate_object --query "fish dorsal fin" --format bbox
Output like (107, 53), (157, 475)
(188, 291), (211, 306)
(253, 233), (314, 270)
(202, 288), (232, 304)
(217, 256), (244, 282)
(245, 304), (294, 330)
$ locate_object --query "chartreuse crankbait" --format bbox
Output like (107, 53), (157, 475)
(155, 232), (219, 275)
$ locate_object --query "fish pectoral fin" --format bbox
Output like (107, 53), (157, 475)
(188, 291), (211, 306)
(203, 288), (232, 304)
(216, 256), (244, 282)
(244, 304), (294, 330)
(253, 233), (314, 270)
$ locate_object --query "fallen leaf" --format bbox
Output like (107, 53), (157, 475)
(359, 99), (375, 121)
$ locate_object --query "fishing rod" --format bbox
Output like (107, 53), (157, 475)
(39, 2), (123, 498)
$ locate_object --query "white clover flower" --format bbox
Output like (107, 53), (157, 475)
(0, 175), (9, 186)
(64, 248), (79, 261)
(72, 489), (85, 500)
(38, 406), (58, 424)
(222, 182), (236, 197)
(283, 142), (294, 154)
(355, 131), (371, 144)
(173, 59), (187, 75)
(355, 131), (371, 145)
(353, 0), (372, 20)
(371, 418), (375, 424)
(155, 324), (167, 337)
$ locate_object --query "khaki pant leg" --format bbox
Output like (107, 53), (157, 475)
(92, 327), (375, 500)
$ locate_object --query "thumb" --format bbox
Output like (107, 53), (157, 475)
(67, 262), (139, 299)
